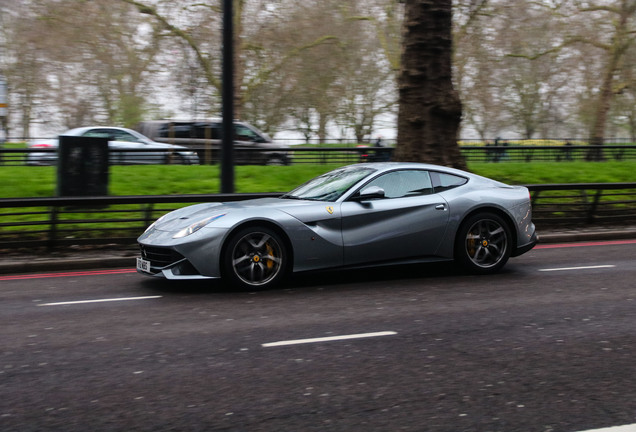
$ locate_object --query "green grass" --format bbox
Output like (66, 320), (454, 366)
(0, 164), (347, 198)
(467, 161), (636, 184)
(1, 142), (27, 149)
(1, 161), (635, 199)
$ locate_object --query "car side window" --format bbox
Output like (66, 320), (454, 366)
(194, 123), (221, 139)
(431, 172), (468, 192)
(83, 130), (111, 139)
(158, 124), (194, 138)
(364, 170), (433, 198)
(234, 124), (259, 141)
(83, 129), (139, 142)
(110, 131), (140, 142)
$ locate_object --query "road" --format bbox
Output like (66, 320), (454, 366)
(1, 240), (636, 432)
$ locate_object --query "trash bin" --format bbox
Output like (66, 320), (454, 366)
(57, 135), (109, 196)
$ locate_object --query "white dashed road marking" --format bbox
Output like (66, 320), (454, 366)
(37, 296), (162, 306)
(262, 331), (397, 347)
(539, 265), (616, 272)
(575, 424), (636, 432)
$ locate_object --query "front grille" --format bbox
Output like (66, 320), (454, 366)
(140, 245), (185, 268)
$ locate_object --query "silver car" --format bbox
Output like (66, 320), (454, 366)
(137, 162), (537, 290)
(27, 126), (199, 165)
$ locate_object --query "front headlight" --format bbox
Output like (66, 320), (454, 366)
(172, 214), (226, 239)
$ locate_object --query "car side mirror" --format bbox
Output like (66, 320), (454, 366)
(353, 186), (385, 201)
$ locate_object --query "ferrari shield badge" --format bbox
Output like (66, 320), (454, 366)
(326, 206), (334, 214)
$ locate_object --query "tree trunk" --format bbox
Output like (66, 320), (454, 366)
(586, 38), (623, 161)
(586, 68), (614, 161)
(394, 0), (465, 170)
(318, 112), (328, 144)
(585, 1), (636, 161)
(232, 0), (245, 119)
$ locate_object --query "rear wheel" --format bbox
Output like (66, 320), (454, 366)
(455, 212), (512, 274)
(223, 226), (288, 290)
(265, 155), (287, 166)
(164, 153), (188, 165)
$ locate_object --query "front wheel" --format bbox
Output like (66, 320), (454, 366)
(223, 226), (289, 290)
(455, 212), (512, 274)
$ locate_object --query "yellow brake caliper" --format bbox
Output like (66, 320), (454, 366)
(468, 230), (476, 256)
(265, 243), (275, 269)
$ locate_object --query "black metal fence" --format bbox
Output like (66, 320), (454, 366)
(2, 144), (636, 166)
(460, 145), (636, 163)
(0, 193), (280, 249)
(529, 183), (636, 225)
(1, 184), (636, 250)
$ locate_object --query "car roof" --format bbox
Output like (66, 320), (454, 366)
(141, 118), (252, 124)
(356, 162), (469, 176)
(65, 126), (137, 135)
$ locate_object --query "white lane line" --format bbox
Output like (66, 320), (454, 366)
(539, 265), (616, 272)
(262, 331), (397, 348)
(37, 296), (162, 307)
(576, 424), (636, 432)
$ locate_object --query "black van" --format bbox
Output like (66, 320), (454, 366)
(136, 119), (290, 165)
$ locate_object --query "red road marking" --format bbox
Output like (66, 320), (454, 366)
(0, 268), (136, 281)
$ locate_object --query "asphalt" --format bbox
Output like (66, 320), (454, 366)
(1, 225), (636, 275)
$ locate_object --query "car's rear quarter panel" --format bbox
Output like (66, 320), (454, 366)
(437, 183), (534, 257)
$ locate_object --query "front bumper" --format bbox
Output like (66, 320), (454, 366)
(137, 226), (227, 280)
(137, 245), (216, 280)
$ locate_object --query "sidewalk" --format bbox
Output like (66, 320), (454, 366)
(538, 224), (636, 243)
(1, 245), (138, 274)
(1, 225), (636, 275)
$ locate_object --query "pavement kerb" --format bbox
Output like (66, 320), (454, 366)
(1, 227), (636, 275)
(537, 228), (636, 244)
(0, 255), (135, 274)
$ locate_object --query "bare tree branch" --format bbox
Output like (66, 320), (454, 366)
(121, 0), (220, 90)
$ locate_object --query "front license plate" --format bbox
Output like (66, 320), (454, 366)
(136, 257), (151, 273)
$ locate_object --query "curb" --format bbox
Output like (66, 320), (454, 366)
(537, 229), (636, 244)
(0, 256), (135, 275)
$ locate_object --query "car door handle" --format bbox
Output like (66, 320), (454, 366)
(435, 204), (446, 210)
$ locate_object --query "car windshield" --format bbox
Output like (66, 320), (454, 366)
(282, 166), (376, 202)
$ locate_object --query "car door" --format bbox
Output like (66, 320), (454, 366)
(233, 123), (263, 164)
(107, 129), (157, 164)
(82, 129), (152, 164)
(340, 169), (450, 266)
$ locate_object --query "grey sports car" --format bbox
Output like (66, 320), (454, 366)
(137, 162), (537, 289)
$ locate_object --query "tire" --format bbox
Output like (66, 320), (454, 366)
(265, 155), (286, 166)
(164, 153), (188, 165)
(455, 212), (512, 274)
(223, 226), (289, 290)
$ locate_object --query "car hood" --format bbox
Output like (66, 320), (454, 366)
(150, 197), (329, 232)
